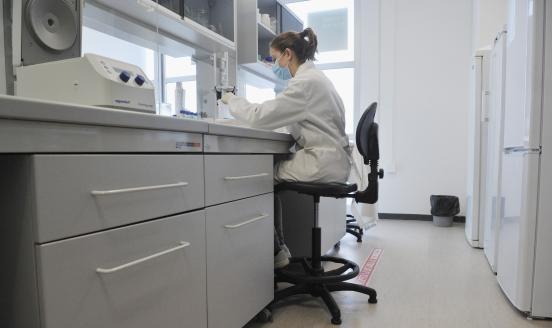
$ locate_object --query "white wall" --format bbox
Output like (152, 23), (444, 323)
(369, 0), (473, 215)
(472, 0), (508, 51)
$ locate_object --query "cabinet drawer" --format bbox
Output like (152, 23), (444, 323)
(206, 194), (274, 328)
(36, 210), (207, 328)
(32, 155), (204, 243)
(204, 155), (273, 206)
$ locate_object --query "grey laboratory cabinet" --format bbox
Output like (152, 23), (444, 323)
(1, 153), (276, 328)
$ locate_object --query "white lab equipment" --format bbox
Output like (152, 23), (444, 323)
(214, 51), (236, 119)
(13, 0), (81, 67)
(227, 60), (351, 183)
(496, 0), (552, 318)
(15, 53), (155, 113)
(482, 29), (507, 272)
(175, 82), (186, 113)
(465, 47), (491, 248)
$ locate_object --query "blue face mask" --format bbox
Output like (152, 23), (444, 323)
(272, 56), (292, 81)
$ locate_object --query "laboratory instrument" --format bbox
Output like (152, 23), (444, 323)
(14, 0), (81, 67)
(15, 53), (155, 113)
(214, 51), (236, 119)
(175, 82), (186, 113)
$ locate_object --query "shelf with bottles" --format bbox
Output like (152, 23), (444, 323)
(257, 20), (277, 40)
(256, 0), (279, 34)
(237, 0), (302, 82)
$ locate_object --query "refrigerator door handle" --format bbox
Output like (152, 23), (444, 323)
(503, 146), (542, 155)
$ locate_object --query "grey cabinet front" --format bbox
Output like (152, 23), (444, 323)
(32, 154), (205, 243)
(36, 210), (207, 328)
(204, 154), (273, 206)
(206, 193), (274, 328)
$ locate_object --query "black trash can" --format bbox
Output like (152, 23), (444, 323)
(430, 195), (460, 227)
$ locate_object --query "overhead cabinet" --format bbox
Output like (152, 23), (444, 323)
(157, 0), (235, 43)
(87, 0), (236, 52)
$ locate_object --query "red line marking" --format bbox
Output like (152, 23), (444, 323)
(357, 248), (383, 286)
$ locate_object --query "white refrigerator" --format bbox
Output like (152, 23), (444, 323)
(496, 0), (552, 318)
(465, 48), (490, 248)
(482, 30), (507, 272)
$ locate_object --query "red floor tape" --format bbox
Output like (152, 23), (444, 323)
(357, 248), (383, 286)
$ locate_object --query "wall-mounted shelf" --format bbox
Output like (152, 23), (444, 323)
(257, 21), (276, 40)
(241, 60), (278, 84)
(87, 0), (236, 54)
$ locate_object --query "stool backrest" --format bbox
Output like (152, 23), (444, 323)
(354, 102), (383, 204)
(355, 102), (379, 164)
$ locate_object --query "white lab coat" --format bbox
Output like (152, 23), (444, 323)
(228, 61), (351, 183)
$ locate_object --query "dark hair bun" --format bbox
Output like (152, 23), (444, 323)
(301, 28), (318, 61)
(270, 27), (319, 62)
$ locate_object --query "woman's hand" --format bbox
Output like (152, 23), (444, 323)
(221, 92), (235, 104)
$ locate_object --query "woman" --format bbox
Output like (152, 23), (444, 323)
(222, 28), (351, 267)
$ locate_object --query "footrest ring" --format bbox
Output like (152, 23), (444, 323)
(276, 256), (360, 284)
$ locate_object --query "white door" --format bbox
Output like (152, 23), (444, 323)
(478, 53), (490, 247)
(465, 55), (483, 247)
(497, 0), (544, 312)
(483, 32), (507, 272)
(467, 51), (490, 249)
(531, 1), (552, 317)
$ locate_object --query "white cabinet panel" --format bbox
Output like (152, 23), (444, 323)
(32, 155), (204, 242)
(206, 193), (274, 328)
(36, 210), (207, 328)
(204, 154), (273, 206)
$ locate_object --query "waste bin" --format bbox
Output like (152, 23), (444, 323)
(430, 195), (460, 227)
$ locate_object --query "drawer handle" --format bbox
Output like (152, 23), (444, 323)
(223, 173), (269, 181)
(96, 241), (190, 274)
(224, 214), (269, 229)
(91, 181), (189, 196)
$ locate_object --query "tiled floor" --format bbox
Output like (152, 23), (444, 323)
(246, 220), (552, 328)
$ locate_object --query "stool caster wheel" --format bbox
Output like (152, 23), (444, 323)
(368, 297), (378, 304)
(256, 308), (273, 323)
(334, 241), (341, 250)
(331, 317), (342, 325)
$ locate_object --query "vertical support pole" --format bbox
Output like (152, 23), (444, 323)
(311, 195), (322, 273)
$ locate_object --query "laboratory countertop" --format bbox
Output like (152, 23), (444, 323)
(0, 95), (293, 142)
(207, 120), (292, 141)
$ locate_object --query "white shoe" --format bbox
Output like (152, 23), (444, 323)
(274, 249), (290, 269)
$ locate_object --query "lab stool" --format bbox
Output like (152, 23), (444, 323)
(270, 102), (383, 325)
(272, 182), (377, 325)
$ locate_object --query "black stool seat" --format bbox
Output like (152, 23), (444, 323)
(276, 182), (357, 197)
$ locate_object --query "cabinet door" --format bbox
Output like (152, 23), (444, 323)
(183, 0), (235, 42)
(36, 211), (207, 328)
(206, 194), (274, 328)
(32, 154), (204, 242)
(278, 3), (303, 33)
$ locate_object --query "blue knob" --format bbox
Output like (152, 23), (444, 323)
(119, 71), (131, 83)
(135, 74), (146, 86)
